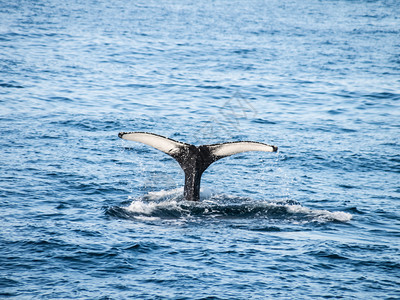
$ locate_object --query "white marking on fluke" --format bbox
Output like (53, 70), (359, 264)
(119, 132), (278, 201)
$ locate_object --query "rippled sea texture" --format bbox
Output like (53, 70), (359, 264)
(1, 0), (399, 299)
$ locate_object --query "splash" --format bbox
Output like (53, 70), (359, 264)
(106, 189), (352, 223)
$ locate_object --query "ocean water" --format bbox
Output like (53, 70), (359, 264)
(1, 0), (399, 298)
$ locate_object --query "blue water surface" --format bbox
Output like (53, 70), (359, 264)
(1, 0), (399, 299)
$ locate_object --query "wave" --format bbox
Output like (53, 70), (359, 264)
(105, 188), (352, 223)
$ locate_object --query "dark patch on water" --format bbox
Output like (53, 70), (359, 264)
(0, 82), (24, 88)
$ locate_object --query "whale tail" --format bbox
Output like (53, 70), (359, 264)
(119, 132), (278, 201)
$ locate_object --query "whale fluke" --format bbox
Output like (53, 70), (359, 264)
(119, 132), (278, 201)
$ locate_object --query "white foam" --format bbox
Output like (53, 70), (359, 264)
(126, 200), (158, 215)
(126, 198), (182, 215)
(286, 205), (352, 222)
